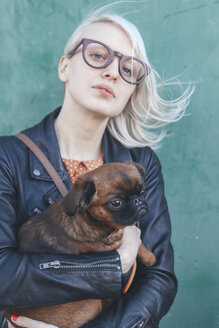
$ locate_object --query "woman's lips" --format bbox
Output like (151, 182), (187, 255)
(92, 85), (115, 98)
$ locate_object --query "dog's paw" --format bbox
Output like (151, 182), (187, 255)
(137, 243), (156, 267)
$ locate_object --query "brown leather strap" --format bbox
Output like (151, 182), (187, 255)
(16, 133), (68, 197)
(122, 260), (137, 294)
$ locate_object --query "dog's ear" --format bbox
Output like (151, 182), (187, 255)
(125, 161), (146, 180)
(62, 178), (96, 216)
(78, 179), (96, 211)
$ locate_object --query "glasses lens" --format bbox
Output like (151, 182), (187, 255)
(84, 42), (110, 68)
(120, 58), (145, 84)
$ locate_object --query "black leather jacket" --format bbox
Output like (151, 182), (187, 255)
(0, 107), (177, 328)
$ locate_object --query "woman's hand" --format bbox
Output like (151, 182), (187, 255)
(117, 225), (141, 273)
(9, 316), (59, 328)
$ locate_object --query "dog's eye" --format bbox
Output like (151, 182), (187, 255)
(111, 199), (122, 208)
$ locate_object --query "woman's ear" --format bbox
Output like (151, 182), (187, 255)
(58, 56), (70, 82)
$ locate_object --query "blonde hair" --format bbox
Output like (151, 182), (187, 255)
(64, 6), (194, 149)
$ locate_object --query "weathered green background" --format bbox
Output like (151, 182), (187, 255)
(0, 1), (218, 327)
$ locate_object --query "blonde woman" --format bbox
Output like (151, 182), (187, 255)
(0, 8), (193, 328)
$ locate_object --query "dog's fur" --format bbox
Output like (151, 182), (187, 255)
(4, 162), (156, 328)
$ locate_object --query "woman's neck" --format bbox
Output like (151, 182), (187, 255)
(54, 102), (109, 161)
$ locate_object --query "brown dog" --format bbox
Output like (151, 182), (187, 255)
(4, 161), (156, 328)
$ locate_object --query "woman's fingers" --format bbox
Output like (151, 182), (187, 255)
(11, 316), (59, 328)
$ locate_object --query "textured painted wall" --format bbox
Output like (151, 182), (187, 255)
(0, 1), (218, 327)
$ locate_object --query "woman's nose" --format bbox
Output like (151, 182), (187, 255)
(102, 58), (119, 82)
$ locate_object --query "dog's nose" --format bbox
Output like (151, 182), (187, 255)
(130, 195), (144, 206)
(134, 198), (143, 206)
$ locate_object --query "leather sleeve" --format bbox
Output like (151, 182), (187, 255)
(83, 149), (177, 328)
(0, 158), (122, 309)
(0, 313), (8, 328)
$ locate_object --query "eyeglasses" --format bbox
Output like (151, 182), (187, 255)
(68, 38), (151, 85)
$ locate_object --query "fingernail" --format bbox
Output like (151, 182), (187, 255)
(12, 315), (19, 321)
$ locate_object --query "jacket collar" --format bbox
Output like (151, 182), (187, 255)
(21, 107), (132, 185)
(102, 128), (132, 163)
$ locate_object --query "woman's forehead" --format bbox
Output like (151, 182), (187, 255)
(81, 22), (134, 55)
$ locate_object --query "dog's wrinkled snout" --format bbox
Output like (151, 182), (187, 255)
(128, 195), (148, 220)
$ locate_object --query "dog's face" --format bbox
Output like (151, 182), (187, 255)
(62, 162), (148, 229)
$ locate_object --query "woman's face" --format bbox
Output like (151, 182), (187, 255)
(59, 22), (136, 119)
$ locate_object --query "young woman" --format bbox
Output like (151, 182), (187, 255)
(0, 8), (193, 328)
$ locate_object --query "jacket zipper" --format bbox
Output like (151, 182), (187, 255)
(126, 317), (145, 328)
(39, 257), (120, 270)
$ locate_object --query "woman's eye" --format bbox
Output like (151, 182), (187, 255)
(111, 199), (122, 208)
(91, 53), (104, 60)
(122, 66), (131, 76)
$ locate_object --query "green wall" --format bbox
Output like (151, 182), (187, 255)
(0, 1), (218, 327)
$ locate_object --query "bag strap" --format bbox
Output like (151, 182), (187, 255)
(16, 133), (68, 197)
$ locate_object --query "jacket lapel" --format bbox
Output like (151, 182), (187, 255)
(21, 107), (72, 191)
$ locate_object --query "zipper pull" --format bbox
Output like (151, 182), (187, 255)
(39, 260), (61, 269)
